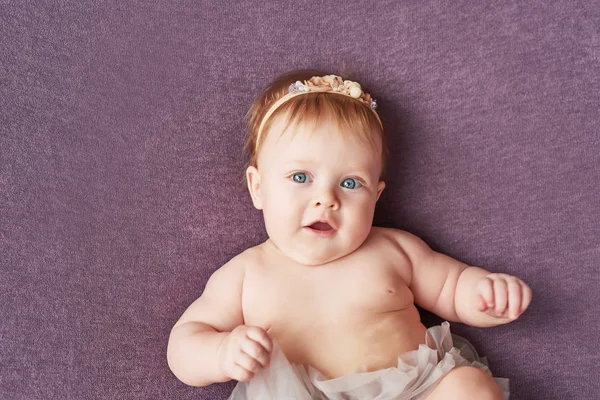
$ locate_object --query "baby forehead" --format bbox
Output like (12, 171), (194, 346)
(258, 114), (383, 165)
(285, 129), (373, 149)
(276, 136), (381, 169)
(277, 132), (380, 162)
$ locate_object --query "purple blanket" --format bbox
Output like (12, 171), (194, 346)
(2, 1), (599, 399)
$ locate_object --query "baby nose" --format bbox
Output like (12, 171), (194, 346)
(313, 189), (340, 210)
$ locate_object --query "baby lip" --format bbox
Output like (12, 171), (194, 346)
(306, 220), (335, 231)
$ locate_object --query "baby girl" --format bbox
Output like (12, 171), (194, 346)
(167, 70), (532, 399)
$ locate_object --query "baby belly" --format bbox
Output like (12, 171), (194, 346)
(276, 306), (428, 379)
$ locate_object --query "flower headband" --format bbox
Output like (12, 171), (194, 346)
(255, 75), (381, 151)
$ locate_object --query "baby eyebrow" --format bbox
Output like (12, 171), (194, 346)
(348, 176), (368, 184)
(285, 159), (372, 172)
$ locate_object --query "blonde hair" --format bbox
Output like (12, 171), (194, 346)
(241, 69), (388, 188)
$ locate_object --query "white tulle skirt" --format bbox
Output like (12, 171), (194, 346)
(229, 322), (510, 400)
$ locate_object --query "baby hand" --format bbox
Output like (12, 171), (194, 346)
(217, 325), (273, 382)
(475, 273), (532, 320)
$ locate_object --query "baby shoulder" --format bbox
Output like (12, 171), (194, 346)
(370, 226), (433, 261)
(211, 246), (261, 282)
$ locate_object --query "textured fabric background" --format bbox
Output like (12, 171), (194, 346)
(1, 1), (599, 399)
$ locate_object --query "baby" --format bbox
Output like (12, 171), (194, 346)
(167, 70), (532, 399)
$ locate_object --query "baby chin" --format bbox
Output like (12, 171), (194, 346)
(287, 229), (361, 266)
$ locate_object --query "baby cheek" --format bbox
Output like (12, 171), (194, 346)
(268, 195), (301, 222)
(347, 197), (376, 225)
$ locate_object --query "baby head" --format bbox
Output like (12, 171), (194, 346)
(244, 69), (388, 266)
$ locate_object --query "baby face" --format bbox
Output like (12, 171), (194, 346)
(247, 115), (385, 266)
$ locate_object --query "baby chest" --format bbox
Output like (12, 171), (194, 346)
(241, 259), (414, 330)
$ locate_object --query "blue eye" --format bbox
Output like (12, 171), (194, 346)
(341, 178), (362, 189)
(292, 173), (309, 183)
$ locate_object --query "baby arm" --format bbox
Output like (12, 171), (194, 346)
(395, 231), (532, 328)
(167, 255), (272, 386)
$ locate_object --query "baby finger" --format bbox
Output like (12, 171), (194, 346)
(229, 363), (255, 382)
(246, 326), (273, 354)
(507, 279), (522, 319)
(236, 350), (262, 374)
(519, 280), (533, 313)
(477, 277), (495, 309)
(241, 338), (270, 368)
(493, 278), (508, 316)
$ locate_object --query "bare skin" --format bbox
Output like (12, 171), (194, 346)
(244, 227), (426, 379)
(168, 227), (431, 386)
(167, 227), (523, 400)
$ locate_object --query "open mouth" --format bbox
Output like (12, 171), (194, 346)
(304, 221), (336, 236)
(309, 221), (333, 231)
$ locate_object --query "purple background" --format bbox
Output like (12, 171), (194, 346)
(2, 1), (599, 399)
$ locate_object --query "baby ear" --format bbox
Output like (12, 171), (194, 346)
(376, 181), (386, 201)
(246, 166), (263, 210)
